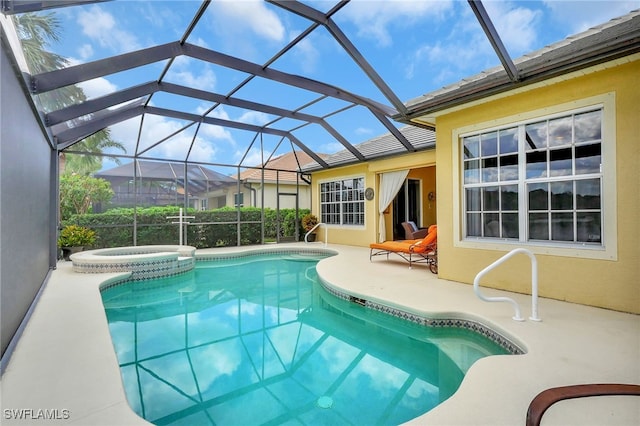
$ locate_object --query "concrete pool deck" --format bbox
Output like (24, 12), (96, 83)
(1, 243), (638, 425)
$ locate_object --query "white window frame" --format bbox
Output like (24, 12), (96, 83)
(453, 93), (617, 260)
(319, 175), (366, 227)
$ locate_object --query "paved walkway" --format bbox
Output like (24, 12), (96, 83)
(1, 243), (638, 425)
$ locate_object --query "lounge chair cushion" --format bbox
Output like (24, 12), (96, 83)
(370, 225), (437, 254)
(369, 224), (437, 271)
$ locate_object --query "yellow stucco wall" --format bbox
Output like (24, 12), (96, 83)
(311, 150), (436, 246)
(431, 57), (640, 313)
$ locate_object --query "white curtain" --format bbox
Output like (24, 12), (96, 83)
(378, 170), (409, 242)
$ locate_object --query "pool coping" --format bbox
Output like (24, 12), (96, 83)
(1, 243), (638, 425)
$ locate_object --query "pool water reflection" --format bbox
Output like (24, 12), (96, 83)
(101, 253), (509, 425)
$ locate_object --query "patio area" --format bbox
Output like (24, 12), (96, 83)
(1, 243), (638, 425)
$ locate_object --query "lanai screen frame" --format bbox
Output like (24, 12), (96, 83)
(1, 0), (518, 247)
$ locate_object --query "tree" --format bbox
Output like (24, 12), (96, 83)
(12, 12), (126, 175)
(64, 130), (126, 175)
(12, 12), (86, 111)
(59, 174), (114, 220)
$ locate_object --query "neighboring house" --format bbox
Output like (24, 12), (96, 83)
(239, 151), (324, 210)
(96, 160), (237, 210)
(308, 11), (640, 314)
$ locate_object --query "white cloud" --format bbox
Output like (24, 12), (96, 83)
(161, 56), (217, 91)
(484, 1), (542, 55)
(237, 110), (271, 126)
(403, 5), (497, 85)
(317, 337), (359, 376)
(137, 115), (217, 162)
(355, 127), (374, 136)
(357, 355), (409, 392)
(339, 0), (454, 47)
(189, 341), (243, 386)
(543, 0), (639, 35)
(65, 57), (118, 98)
(78, 77), (118, 100)
(106, 114), (220, 164)
(406, 33), (492, 86)
(238, 146), (264, 167)
(189, 36), (210, 49)
(77, 5), (140, 53)
(320, 141), (345, 154)
(403, 0), (637, 90)
(203, 104), (230, 120)
(212, 0), (285, 42)
(185, 137), (220, 163)
(290, 30), (321, 74)
(107, 117), (143, 158)
(77, 43), (94, 60)
(199, 122), (234, 144)
(167, 67), (217, 92)
(235, 302), (258, 316)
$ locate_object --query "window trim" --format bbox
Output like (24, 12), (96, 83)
(318, 175), (366, 228)
(452, 93), (617, 260)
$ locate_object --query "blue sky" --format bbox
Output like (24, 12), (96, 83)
(36, 0), (640, 171)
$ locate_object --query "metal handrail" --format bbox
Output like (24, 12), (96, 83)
(473, 248), (541, 321)
(304, 222), (327, 247)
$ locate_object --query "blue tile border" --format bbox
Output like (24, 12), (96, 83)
(74, 257), (196, 281)
(71, 245), (197, 281)
(319, 279), (525, 355)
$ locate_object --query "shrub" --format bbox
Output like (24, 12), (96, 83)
(62, 206), (309, 248)
(58, 225), (97, 247)
(301, 213), (318, 231)
(59, 174), (114, 220)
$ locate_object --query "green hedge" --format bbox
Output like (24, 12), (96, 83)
(63, 206), (310, 249)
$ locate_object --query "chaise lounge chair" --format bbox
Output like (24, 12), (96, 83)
(370, 225), (437, 273)
(401, 221), (428, 239)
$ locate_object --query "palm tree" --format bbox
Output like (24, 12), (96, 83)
(12, 12), (126, 174)
(65, 130), (126, 175)
(13, 12), (86, 111)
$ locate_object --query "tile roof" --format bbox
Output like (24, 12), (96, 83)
(402, 9), (640, 121)
(97, 160), (235, 183)
(303, 125), (435, 171)
(240, 151), (325, 183)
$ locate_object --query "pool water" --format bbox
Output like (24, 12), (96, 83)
(101, 253), (510, 425)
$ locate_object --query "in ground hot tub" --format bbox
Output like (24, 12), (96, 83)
(69, 245), (196, 280)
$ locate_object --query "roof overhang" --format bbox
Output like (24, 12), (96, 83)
(398, 10), (640, 126)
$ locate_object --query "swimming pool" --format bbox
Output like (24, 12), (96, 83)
(101, 251), (515, 425)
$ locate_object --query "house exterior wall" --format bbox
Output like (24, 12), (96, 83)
(310, 150), (436, 246)
(209, 183), (310, 210)
(250, 182), (312, 210)
(1, 42), (54, 358)
(431, 56), (639, 313)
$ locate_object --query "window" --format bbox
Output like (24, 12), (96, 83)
(462, 108), (603, 246)
(320, 177), (365, 226)
(234, 192), (244, 207)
